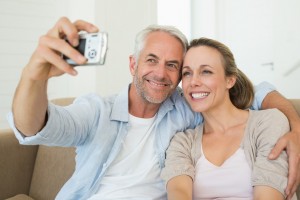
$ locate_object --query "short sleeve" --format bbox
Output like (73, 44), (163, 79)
(251, 81), (276, 110)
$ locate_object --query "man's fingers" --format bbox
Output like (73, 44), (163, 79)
(39, 35), (86, 65)
(285, 152), (298, 196)
(286, 182), (298, 200)
(269, 136), (287, 159)
(47, 17), (78, 43)
(37, 45), (77, 76)
(48, 17), (98, 47)
(54, 18), (99, 47)
(74, 19), (99, 33)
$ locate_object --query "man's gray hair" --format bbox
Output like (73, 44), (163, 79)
(133, 25), (188, 61)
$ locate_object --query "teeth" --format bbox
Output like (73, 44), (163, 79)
(192, 92), (209, 99)
(149, 81), (168, 87)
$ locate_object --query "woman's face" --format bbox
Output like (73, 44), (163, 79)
(182, 46), (234, 113)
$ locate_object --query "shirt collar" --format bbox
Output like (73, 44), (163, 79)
(110, 84), (179, 122)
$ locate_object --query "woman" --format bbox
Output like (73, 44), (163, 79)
(161, 38), (296, 200)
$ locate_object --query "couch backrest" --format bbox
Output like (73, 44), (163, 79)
(29, 146), (76, 200)
(29, 97), (76, 200)
(290, 99), (300, 115)
(0, 130), (38, 199)
(289, 99), (300, 199)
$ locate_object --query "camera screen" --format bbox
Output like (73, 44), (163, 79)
(63, 38), (86, 61)
(76, 38), (86, 55)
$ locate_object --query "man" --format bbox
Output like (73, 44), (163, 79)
(8, 17), (300, 199)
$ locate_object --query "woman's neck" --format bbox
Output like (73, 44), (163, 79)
(202, 101), (249, 134)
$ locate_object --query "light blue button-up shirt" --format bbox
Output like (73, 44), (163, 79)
(7, 82), (274, 199)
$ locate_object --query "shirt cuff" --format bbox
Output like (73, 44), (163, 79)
(252, 81), (276, 110)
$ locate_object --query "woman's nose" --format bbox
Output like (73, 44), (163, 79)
(190, 74), (201, 87)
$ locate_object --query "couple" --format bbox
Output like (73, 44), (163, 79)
(8, 17), (300, 199)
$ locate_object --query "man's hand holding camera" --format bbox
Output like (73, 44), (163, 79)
(25, 17), (99, 81)
(12, 17), (99, 135)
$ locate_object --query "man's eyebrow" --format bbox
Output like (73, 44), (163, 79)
(167, 60), (180, 65)
(147, 53), (159, 59)
(147, 53), (180, 65)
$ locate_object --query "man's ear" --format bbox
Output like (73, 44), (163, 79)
(226, 75), (236, 89)
(129, 55), (136, 76)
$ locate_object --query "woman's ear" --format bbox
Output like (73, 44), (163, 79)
(226, 76), (236, 89)
(129, 55), (136, 76)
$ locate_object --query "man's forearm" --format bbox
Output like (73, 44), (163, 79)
(12, 68), (48, 136)
(262, 91), (300, 130)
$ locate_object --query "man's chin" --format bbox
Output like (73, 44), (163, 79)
(144, 93), (171, 104)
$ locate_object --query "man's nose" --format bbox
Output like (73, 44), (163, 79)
(155, 64), (168, 78)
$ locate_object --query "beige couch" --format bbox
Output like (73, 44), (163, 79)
(0, 98), (75, 200)
(0, 98), (300, 200)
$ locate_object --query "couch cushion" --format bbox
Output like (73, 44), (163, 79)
(29, 146), (75, 200)
(5, 194), (34, 200)
(0, 130), (38, 199)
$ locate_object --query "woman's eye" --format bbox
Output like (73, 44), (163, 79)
(202, 70), (212, 74)
(182, 71), (191, 77)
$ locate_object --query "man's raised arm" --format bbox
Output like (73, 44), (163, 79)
(12, 17), (98, 136)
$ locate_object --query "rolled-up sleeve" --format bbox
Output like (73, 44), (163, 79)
(7, 94), (100, 147)
(251, 81), (276, 110)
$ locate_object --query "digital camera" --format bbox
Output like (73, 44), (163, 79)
(63, 32), (108, 66)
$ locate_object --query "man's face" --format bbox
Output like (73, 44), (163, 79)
(130, 31), (184, 104)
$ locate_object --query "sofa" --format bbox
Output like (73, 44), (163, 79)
(0, 98), (300, 200)
(0, 98), (75, 200)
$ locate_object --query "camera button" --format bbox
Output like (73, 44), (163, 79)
(89, 50), (97, 59)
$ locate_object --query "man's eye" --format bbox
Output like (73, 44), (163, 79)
(147, 59), (157, 63)
(167, 63), (179, 70)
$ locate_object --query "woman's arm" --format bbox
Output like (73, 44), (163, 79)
(254, 186), (284, 200)
(167, 175), (193, 200)
(161, 130), (198, 200)
(252, 109), (292, 199)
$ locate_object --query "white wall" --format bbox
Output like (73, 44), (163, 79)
(0, 0), (69, 129)
(2, 0), (299, 129)
(157, 0), (191, 40)
(191, 0), (300, 98)
(0, 0), (157, 129)
(93, 0), (157, 96)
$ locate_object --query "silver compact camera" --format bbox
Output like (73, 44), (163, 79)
(64, 32), (108, 66)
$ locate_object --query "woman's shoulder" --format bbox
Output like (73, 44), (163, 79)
(172, 124), (203, 142)
(247, 109), (289, 139)
(169, 124), (204, 154)
(249, 108), (288, 124)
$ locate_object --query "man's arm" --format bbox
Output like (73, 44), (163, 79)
(12, 17), (98, 136)
(261, 90), (300, 199)
(12, 71), (49, 135)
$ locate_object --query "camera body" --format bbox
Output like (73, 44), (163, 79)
(64, 32), (108, 66)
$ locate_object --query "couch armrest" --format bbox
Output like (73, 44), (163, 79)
(290, 99), (300, 116)
(0, 129), (38, 199)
